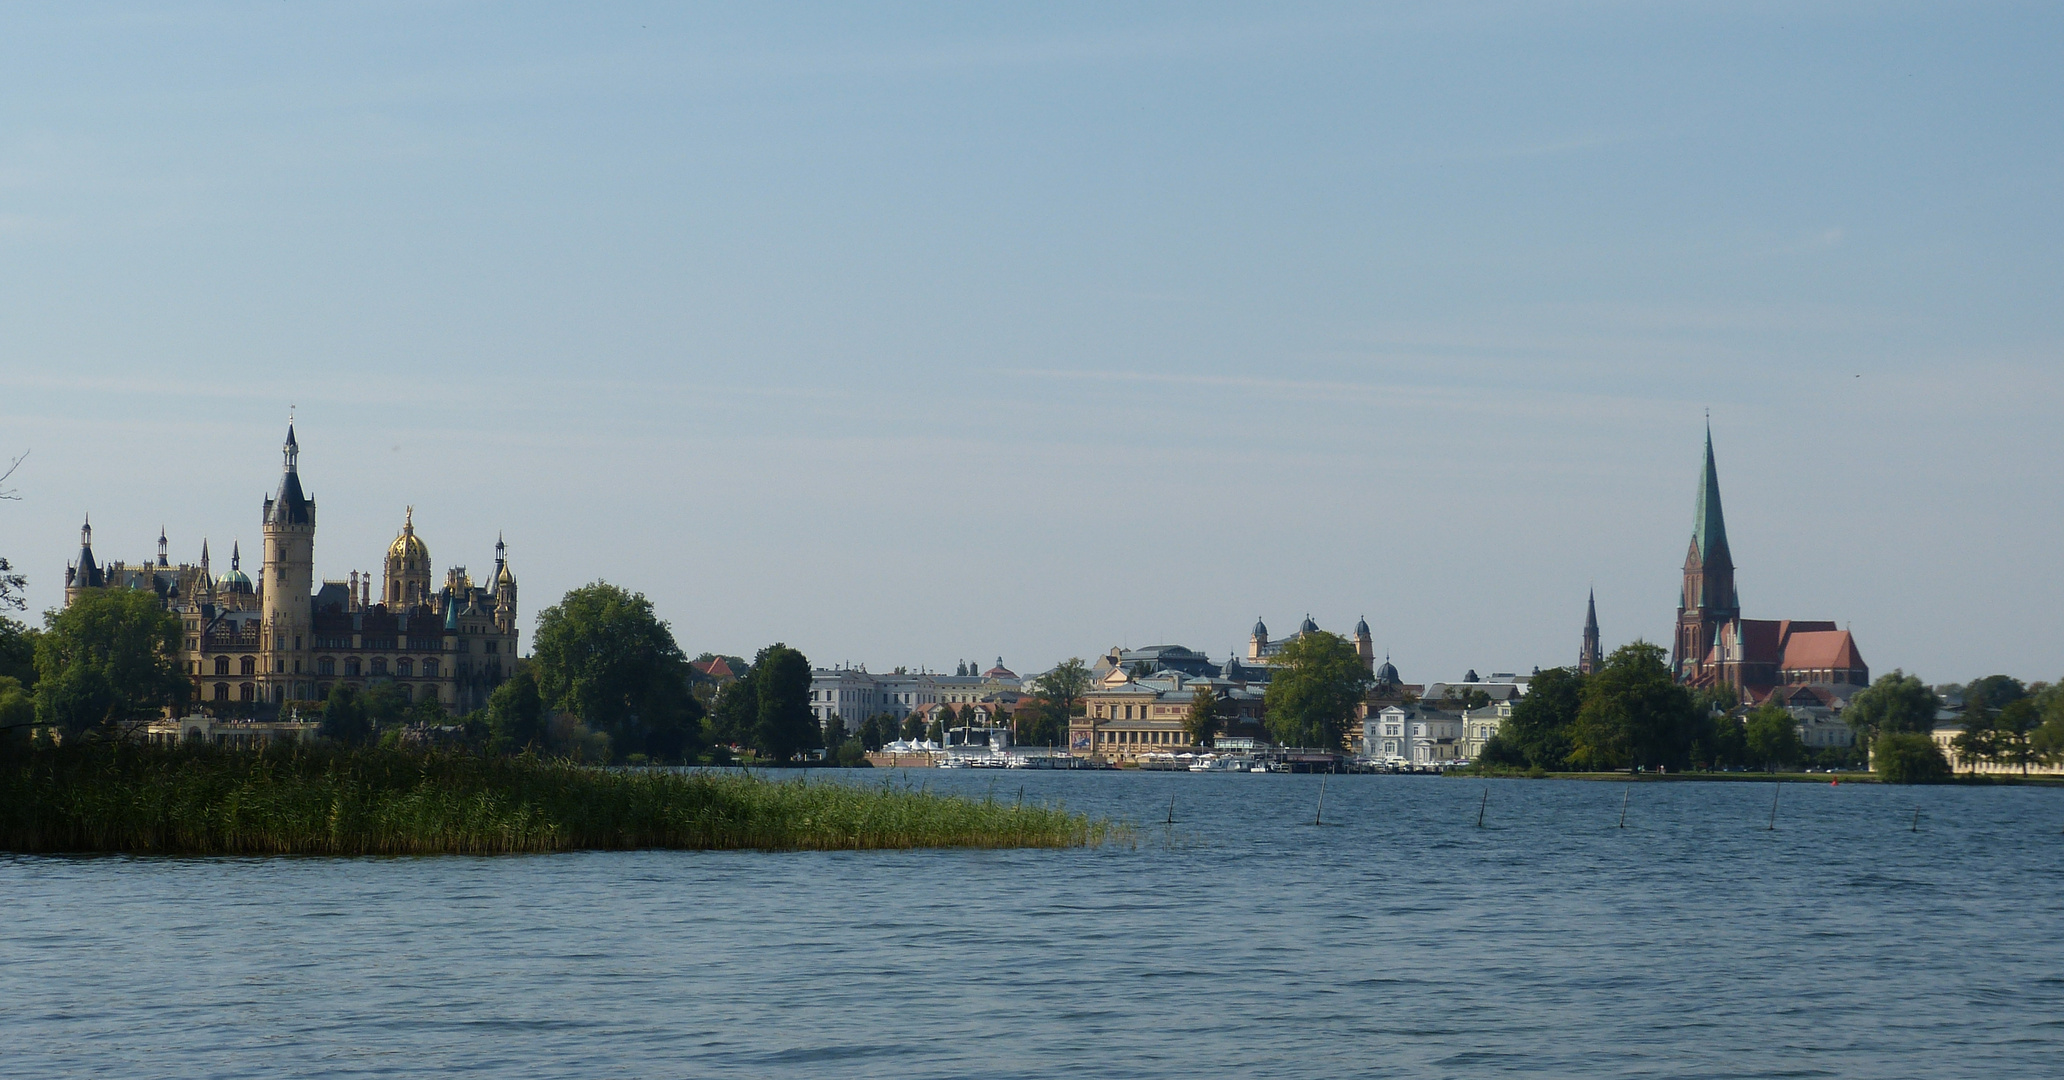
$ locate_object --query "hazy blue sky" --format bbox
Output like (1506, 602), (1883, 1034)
(3, 3), (2059, 684)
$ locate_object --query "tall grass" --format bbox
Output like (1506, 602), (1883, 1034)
(0, 744), (1112, 855)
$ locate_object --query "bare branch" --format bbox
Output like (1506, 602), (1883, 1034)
(0, 449), (24, 500)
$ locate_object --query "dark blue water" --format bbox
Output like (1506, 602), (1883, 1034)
(5, 773), (2062, 1079)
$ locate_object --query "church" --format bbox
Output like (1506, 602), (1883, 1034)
(64, 424), (520, 715)
(1669, 427), (1868, 703)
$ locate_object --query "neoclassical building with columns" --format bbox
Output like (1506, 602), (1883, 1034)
(64, 425), (520, 714)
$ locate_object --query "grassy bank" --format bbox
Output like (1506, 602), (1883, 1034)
(0, 744), (1111, 855)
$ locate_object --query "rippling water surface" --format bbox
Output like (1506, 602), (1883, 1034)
(6, 772), (2063, 1078)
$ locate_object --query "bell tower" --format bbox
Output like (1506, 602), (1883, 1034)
(384, 507), (433, 608)
(1672, 425), (1738, 684)
(261, 422), (317, 704)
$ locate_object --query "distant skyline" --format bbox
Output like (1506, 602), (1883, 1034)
(3, 4), (2060, 684)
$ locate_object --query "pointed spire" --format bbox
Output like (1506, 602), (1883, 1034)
(200, 538), (211, 572)
(269, 421), (313, 524)
(1585, 588), (1598, 631)
(231, 541), (241, 571)
(1693, 422), (1729, 565)
(157, 525), (169, 566)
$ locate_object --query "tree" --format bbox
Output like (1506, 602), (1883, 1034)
(320, 683), (372, 746)
(1183, 687), (1226, 748)
(1033, 659), (1092, 725)
(1743, 704), (1805, 772)
(749, 643), (815, 764)
(707, 677), (757, 748)
(1568, 642), (1698, 771)
(1956, 697), (2043, 775)
(486, 666), (547, 753)
(1845, 670), (1941, 743)
(531, 582), (705, 762)
(1875, 732), (1951, 783)
(1263, 631), (1370, 750)
(34, 588), (186, 738)
(1497, 666), (1583, 770)
(1013, 700), (1064, 749)
(0, 675), (34, 746)
(900, 713), (926, 742)
(1703, 708), (1748, 770)
(0, 557), (24, 615)
(1961, 675), (2027, 718)
(0, 617), (35, 689)
(925, 714), (945, 745)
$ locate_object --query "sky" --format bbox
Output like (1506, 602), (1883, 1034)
(2, 2), (2059, 685)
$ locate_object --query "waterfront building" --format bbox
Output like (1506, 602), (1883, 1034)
(1670, 426), (1867, 703)
(1366, 703), (1470, 765)
(64, 426), (519, 713)
(808, 660), (1025, 734)
(1073, 668), (1266, 760)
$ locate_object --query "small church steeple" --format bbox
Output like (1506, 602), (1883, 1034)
(1579, 589), (1602, 675)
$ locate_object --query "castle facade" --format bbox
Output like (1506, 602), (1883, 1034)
(64, 425), (519, 714)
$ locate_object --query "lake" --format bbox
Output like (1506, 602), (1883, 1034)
(4, 772), (2061, 1078)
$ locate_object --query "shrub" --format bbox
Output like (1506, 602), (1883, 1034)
(1875, 732), (1951, 784)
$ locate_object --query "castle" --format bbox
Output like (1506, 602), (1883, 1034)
(64, 424), (519, 714)
(1668, 426), (1867, 702)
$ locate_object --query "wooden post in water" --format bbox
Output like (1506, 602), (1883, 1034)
(1767, 783), (1780, 831)
(1313, 775), (1327, 826)
(1477, 788), (1488, 828)
(1618, 784), (1631, 829)
(1911, 807), (1921, 833)
(1166, 795), (1176, 825)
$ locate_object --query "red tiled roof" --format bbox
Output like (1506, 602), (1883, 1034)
(1779, 630), (1864, 672)
(691, 657), (736, 679)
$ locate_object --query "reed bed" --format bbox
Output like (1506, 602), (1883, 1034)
(0, 744), (1111, 855)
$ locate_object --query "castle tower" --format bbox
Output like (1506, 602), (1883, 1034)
(64, 515), (103, 604)
(156, 526), (169, 567)
(1248, 617), (1268, 661)
(493, 535), (519, 634)
(384, 507), (432, 609)
(1354, 616), (1375, 672)
(261, 422), (317, 703)
(1672, 425), (1738, 685)
(1579, 590), (1601, 675)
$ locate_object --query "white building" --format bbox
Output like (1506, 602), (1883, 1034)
(1367, 704), (1469, 765)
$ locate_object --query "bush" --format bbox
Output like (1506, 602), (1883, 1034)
(1875, 732), (1951, 784)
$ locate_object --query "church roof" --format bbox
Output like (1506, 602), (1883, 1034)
(1780, 630), (1865, 672)
(1693, 426), (1730, 565)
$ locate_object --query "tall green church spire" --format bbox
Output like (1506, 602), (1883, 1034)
(1693, 422), (1729, 565)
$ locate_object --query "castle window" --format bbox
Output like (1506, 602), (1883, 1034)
(371, 657), (388, 676)
(345, 658), (361, 677)
(240, 683), (255, 702)
(486, 640), (497, 655)
(458, 640), (470, 653)
(423, 658), (439, 678)
(216, 656), (231, 676)
(214, 683), (229, 701)
(318, 657), (335, 676)
(397, 658), (413, 677)
(240, 656), (255, 677)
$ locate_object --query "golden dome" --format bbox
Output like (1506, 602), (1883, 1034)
(387, 507), (430, 566)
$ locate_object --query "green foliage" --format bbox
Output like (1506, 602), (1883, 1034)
(1874, 732), (1951, 784)
(706, 677), (757, 747)
(1743, 704), (1805, 771)
(750, 643), (816, 764)
(1262, 631), (1370, 749)
(0, 676), (33, 746)
(1955, 697), (2045, 775)
(1702, 708), (1748, 770)
(1033, 659), (1091, 719)
(1182, 687), (1226, 747)
(856, 713), (896, 751)
(833, 738), (871, 767)
(1498, 665), (1583, 769)
(319, 683), (372, 746)
(1568, 642), (1698, 771)
(1846, 670), (1941, 739)
(1013, 701), (1064, 748)
(0, 743), (1106, 853)
(530, 581), (704, 762)
(486, 666), (547, 753)
(0, 617), (36, 690)
(33, 588), (187, 738)
(1961, 675), (2027, 718)
(900, 713), (926, 742)
(925, 716), (945, 745)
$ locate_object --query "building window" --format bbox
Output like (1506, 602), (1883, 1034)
(423, 658), (439, 678)
(399, 685), (413, 703)
(215, 656), (231, 676)
(397, 658), (414, 677)
(486, 640), (497, 654)
(346, 658), (362, 676)
(239, 683), (255, 702)
(240, 656), (256, 677)
(371, 657), (388, 676)
(318, 657), (335, 676)
(214, 683), (229, 701)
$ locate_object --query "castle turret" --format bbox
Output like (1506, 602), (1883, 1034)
(64, 515), (104, 604)
(1354, 615), (1374, 671)
(261, 422), (317, 704)
(384, 507), (432, 609)
(1248, 616), (1268, 661)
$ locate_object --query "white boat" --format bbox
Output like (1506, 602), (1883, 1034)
(1190, 755), (1250, 773)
